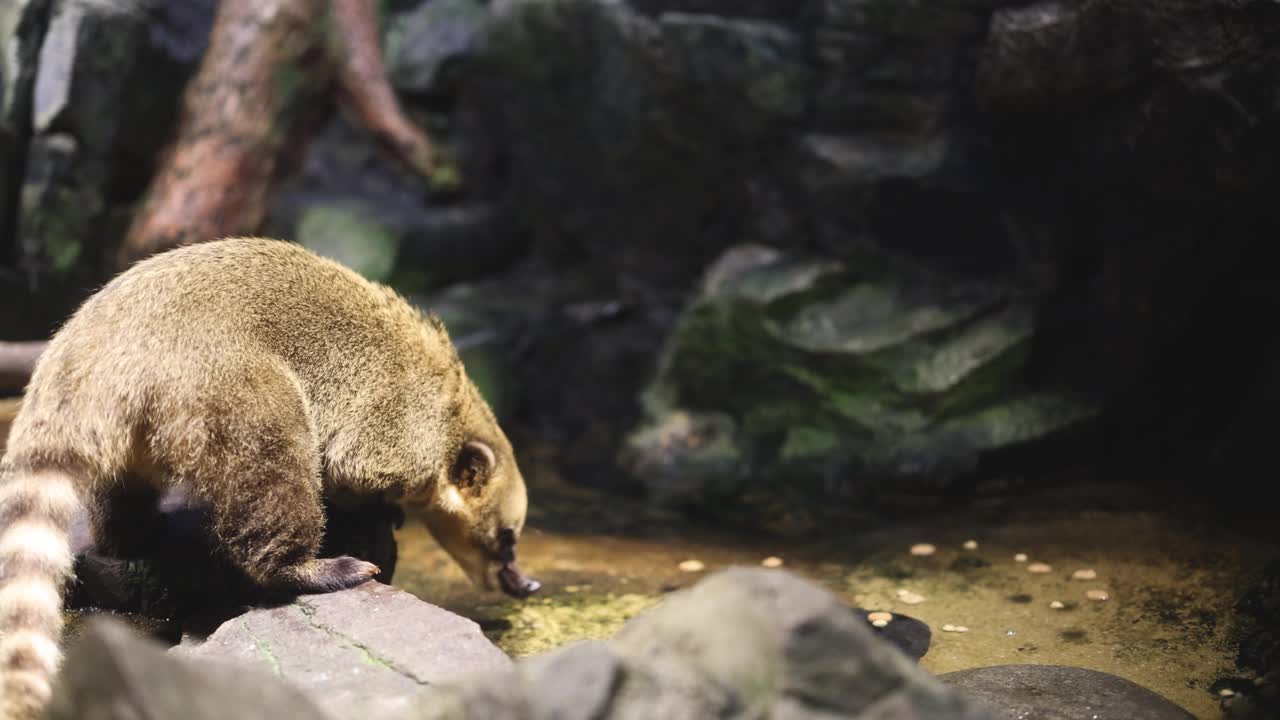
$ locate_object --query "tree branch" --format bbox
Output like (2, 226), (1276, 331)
(116, 0), (443, 269)
(331, 0), (437, 180)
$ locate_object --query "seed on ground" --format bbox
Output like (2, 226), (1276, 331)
(1219, 688), (1236, 698)
(896, 589), (926, 604)
(910, 543), (937, 556)
(678, 559), (705, 572)
(1050, 600), (1065, 609)
(942, 624), (970, 633)
(1014, 553), (1028, 562)
(1085, 589), (1110, 602)
(867, 611), (893, 624)
(1027, 562), (1052, 574)
(871, 619), (889, 628)
(761, 556), (783, 568)
(1071, 569), (1097, 580)
(963, 539), (978, 550)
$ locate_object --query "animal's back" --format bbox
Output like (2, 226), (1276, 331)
(0, 238), (447, 720)
(7, 237), (443, 478)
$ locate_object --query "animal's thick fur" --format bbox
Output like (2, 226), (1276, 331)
(0, 237), (528, 719)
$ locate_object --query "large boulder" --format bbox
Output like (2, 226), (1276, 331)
(0, 0), (48, 275)
(8, 0), (213, 333)
(621, 244), (1094, 526)
(413, 567), (995, 720)
(172, 582), (512, 720)
(467, 0), (811, 285)
(49, 616), (331, 720)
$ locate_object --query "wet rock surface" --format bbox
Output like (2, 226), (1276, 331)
(939, 664), (1195, 720)
(172, 582), (512, 720)
(413, 567), (994, 720)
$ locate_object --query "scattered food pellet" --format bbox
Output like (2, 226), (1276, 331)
(867, 611), (893, 624)
(963, 539), (979, 550)
(761, 556), (784, 568)
(896, 589), (926, 605)
(1219, 688), (1236, 698)
(942, 624), (970, 633)
(1085, 589), (1110, 602)
(1072, 569), (1098, 581)
(678, 559), (705, 573)
(1015, 553), (1028, 562)
(910, 543), (937, 556)
(1027, 562), (1053, 574)
(871, 619), (889, 628)
(1050, 600), (1066, 609)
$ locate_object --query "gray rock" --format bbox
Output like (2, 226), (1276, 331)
(939, 665), (1195, 720)
(630, 1), (806, 22)
(172, 582), (511, 720)
(17, 0), (208, 290)
(622, 244), (1094, 525)
(855, 607), (931, 662)
(469, 0), (808, 267)
(810, 0), (988, 132)
(0, 0), (49, 266)
(385, 0), (489, 97)
(48, 616), (332, 720)
(414, 568), (995, 720)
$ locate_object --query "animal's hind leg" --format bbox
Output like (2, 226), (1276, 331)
(204, 471), (381, 594)
(86, 478), (162, 558)
(162, 367), (379, 594)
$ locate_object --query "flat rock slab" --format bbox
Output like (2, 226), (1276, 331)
(939, 665), (1195, 720)
(51, 617), (331, 720)
(172, 582), (511, 720)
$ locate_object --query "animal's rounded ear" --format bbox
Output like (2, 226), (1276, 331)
(451, 440), (496, 493)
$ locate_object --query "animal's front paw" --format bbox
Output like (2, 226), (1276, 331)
(287, 556), (381, 593)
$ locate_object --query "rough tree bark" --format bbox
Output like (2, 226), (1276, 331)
(116, 0), (439, 267)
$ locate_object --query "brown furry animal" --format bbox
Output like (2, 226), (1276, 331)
(0, 237), (538, 719)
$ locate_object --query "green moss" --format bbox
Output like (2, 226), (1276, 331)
(778, 427), (838, 461)
(480, 592), (663, 658)
(242, 619), (283, 677)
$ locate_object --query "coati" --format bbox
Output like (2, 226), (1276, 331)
(0, 237), (538, 719)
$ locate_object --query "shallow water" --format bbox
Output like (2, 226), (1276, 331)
(393, 467), (1273, 720)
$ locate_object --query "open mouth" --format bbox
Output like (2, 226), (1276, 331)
(497, 561), (541, 598)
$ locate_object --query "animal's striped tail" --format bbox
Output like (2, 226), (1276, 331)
(0, 467), (81, 720)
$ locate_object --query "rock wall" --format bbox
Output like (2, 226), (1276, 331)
(3, 0), (1280, 523)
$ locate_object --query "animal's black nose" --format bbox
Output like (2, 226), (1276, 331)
(498, 528), (516, 547)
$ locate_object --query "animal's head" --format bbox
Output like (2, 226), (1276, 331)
(419, 383), (539, 599)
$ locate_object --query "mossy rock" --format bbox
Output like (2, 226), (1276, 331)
(623, 245), (1095, 518)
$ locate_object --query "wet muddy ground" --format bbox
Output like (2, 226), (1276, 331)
(394, 462), (1274, 720)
